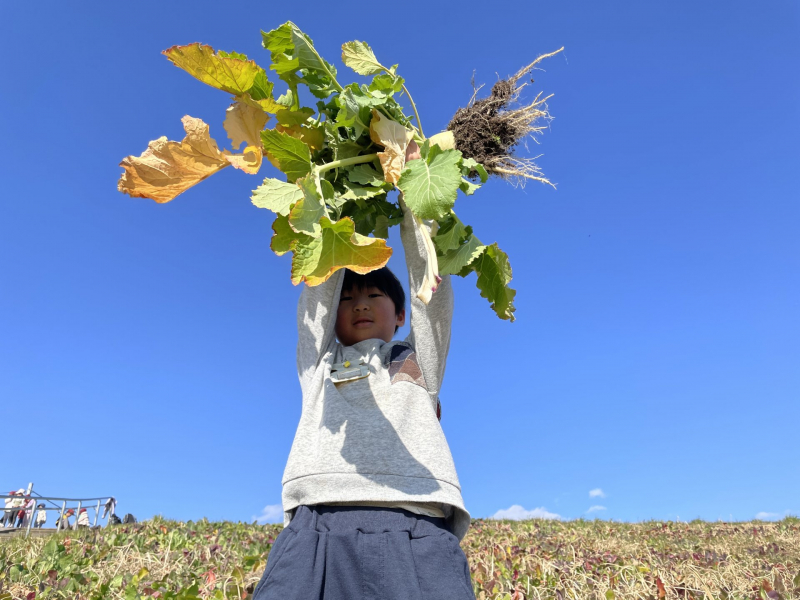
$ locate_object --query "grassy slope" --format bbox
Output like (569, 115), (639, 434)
(1, 517), (798, 600)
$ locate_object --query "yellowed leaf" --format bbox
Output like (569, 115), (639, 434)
(224, 145), (262, 175)
(291, 217), (393, 286)
(224, 100), (269, 150)
(368, 109), (413, 184)
(118, 116), (261, 203)
(275, 123), (325, 151)
(238, 92), (285, 116)
(162, 44), (261, 95)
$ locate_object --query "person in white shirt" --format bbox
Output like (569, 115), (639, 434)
(2, 492), (16, 527)
(12, 491), (26, 528)
(34, 503), (47, 528)
(77, 508), (91, 528)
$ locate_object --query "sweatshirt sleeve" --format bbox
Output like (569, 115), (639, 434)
(399, 202), (453, 402)
(296, 269), (345, 383)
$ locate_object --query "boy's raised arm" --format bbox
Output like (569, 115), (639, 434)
(399, 199), (454, 403)
(296, 269), (345, 382)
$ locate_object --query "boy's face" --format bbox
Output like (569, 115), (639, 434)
(335, 285), (405, 346)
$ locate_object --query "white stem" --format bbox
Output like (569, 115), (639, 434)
(414, 214), (441, 305)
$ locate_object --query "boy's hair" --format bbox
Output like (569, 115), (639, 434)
(342, 267), (406, 319)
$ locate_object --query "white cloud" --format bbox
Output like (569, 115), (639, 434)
(589, 488), (606, 498)
(586, 505), (606, 513)
(252, 504), (284, 524)
(491, 505), (561, 521)
(755, 510), (794, 521)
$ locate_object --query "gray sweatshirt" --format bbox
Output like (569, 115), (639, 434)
(281, 206), (470, 540)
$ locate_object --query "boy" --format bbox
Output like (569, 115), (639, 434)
(253, 160), (473, 600)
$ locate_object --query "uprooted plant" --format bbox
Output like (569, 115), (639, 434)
(117, 21), (563, 321)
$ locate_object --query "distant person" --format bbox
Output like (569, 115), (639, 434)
(102, 497), (117, 521)
(77, 508), (91, 528)
(34, 503), (47, 528)
(2, 491), (16, 527)
(56, 508), (74, 531)
(21, 496), (36, 528)
(12, 491), (27, 528)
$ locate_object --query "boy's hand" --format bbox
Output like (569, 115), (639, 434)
(405, 140), (421, 163)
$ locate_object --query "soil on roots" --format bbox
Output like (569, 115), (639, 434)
(447, 80), (521, 169)
(446, 49), (563, 184)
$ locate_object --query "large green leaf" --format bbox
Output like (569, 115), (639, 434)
(251, 178), (303, 216)
(260, 129), (312, 182)
(369, 73), (404, 97)
(433, 213), (471, 253)
(341, 41), (385, 75)
(261, 22), (340, 99)
(340, 183), (386, 200)
(438, 231), (485, 276)
(397, 148), (463, 220)
(291, 25), (338, 81)
(262, 24), (293, 55)
(290, 217), (392, 286)
(472, 243), (517, 321)
(336, 84), (384, 137)
(347, 164), (384, 186)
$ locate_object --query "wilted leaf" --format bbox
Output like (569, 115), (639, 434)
(656, 576), (667, 599)
(369, 109), (413, 184)
(118, 116), (259, 203)
(224, 100), (269, 151)
(224, 145), (263, 175)
(291, 217), (392, 286)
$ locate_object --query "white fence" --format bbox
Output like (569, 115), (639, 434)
(1, 483), (114, 538)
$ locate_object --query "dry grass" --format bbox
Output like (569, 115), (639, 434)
(463, 518), (800, 600)
(0, 517), (798, 599)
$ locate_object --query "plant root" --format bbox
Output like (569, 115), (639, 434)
(446, 48), (564, 187)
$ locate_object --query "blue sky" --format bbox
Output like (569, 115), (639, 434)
(1, 1), (798, 525)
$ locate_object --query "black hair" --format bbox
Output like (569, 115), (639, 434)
(342, 267), (406, 319)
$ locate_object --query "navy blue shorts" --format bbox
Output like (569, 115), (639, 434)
(252, 505), (476, 600)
